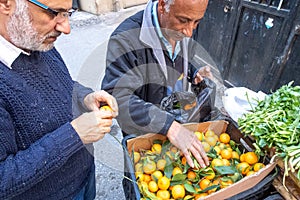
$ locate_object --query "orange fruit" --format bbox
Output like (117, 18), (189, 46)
(205, 130), (216, 137)
(220, 178), (233, 188)
(236, 162), (251, 175)
(219, 133), (230, 144)
(148, 180), (158, 192)
(240, 153), (246, 162)
(253, 163), (265, 172)
(206, 136), (218, 147)
(201, 141), (211, 153)
(181, 157), (187, 166)
(157, 159), (167, 171)
(135, 172), (144, 181)
(100, 105), (112, 111)
(204, 168), (215, 180)
(211, 158), (223, 170)
(218, 143), (226, 150)
(143, 160), (156, 174)
(151, 170), (163, 182)
(157, 190), (170, 200)
(199, 178), (211, 190)
(220, 149), (232, 160)
(187, 171), (197, 181)
(195, 193), (208, 198)
(213, 146), (221, 155)
(171, 185), (185, 199)
(194, 131), (204, 141)
(158, 176), (170, 190)
(143, 174), (151, 184)
(135, 163), (143, 173)
(151, 143), (162, 154)
(246, 171), (256, 176)
(231, 151), (240, 160)
(222, 159), (231, 166)
(172, 167), (183, 177)
(133, 151), (140, 164)
(170, 146), (178, 153)
(244, 152), (259, 165)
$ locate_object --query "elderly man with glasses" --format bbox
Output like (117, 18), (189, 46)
(0, 0), (118, 199)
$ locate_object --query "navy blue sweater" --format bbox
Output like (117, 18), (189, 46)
(0, 48), (94, 199)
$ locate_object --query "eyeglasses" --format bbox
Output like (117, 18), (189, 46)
(28, 0), (76, 23)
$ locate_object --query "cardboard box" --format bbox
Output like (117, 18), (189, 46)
(124, 120), (277, 200)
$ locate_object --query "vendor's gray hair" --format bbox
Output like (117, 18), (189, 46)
(163, 0), (175, 12)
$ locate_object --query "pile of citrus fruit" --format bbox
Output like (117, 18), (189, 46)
(131, 130), (266, 199)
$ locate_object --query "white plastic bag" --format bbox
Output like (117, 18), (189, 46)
(222, 87), (266, 122)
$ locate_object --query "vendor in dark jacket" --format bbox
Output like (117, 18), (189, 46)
(0, 0), (118, 199)
(102, 0), (212, 168)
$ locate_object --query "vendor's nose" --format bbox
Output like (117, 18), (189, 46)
(182, 22), (195, 38)
(55, 18), (71, 34)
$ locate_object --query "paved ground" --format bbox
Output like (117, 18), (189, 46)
(55, 5), (226, 200)
(56, 5), (146, 200)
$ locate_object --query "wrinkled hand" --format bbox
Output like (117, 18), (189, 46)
(71, 110), (114, 144)
(84, 90), (118, 117)
(166, 121), (209, 168)
(194, 65), (213, 84)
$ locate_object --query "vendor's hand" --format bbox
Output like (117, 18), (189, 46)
(71, 110), (114, 144)
(194, 65), (213, 84)
(166, 121), (209, 168)
(84, 90), (118, 117)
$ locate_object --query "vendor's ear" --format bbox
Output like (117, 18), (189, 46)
(0, 0), (12, 14)
(157, 0), (166, 14)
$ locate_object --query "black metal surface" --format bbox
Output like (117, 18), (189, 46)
(196, 0), (300, 92)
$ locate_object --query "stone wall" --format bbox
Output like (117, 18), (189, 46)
(79, 0), (148, 15)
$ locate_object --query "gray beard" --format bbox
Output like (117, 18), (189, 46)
(7, 0), (54, 52)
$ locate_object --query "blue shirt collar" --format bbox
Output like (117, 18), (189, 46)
(152, 1), (181, 61)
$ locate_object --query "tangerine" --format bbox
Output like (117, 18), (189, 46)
(157, 159), (167, 171)
(148, 180), (158, 193)
(143, 160), (156, 174)
(171, 185), (185, 199)
(231, 151), (240, 160)
(211, 158), (223, 170)
(157, 190), (170, 200)
(244, 152), (258, 165)
(219, 133), (230, 144)
(236, 162), (250, 175)
(143, 174), (151, 183)
(133, 151), (140, 164)
(187, 171), (197, 181)
(151, 143), (162, 154)
(220, 149), (232, 160)
(194, 131), (204, 141)
(151, 170), (163, 182)
(220, 178), (233, 188)
(253, 163), (265, 172)
(206, 136), (218, 147)
(172, 167), (183, 176)
(199, 178), (211, 190)
(158, 176), (170, 190)
(100, 105), (112, 111)
(201, 141), (211, 153)
(205, 130), (216, 137)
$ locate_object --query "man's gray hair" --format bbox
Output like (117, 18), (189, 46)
(163, 0), (175, 12)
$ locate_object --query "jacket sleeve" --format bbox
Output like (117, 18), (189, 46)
(101, 33), (175, 136)
(0, 100), (84, 199)
(72, 81), (94, 118)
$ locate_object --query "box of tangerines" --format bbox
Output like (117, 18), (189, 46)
(121, 120), (277, 200)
